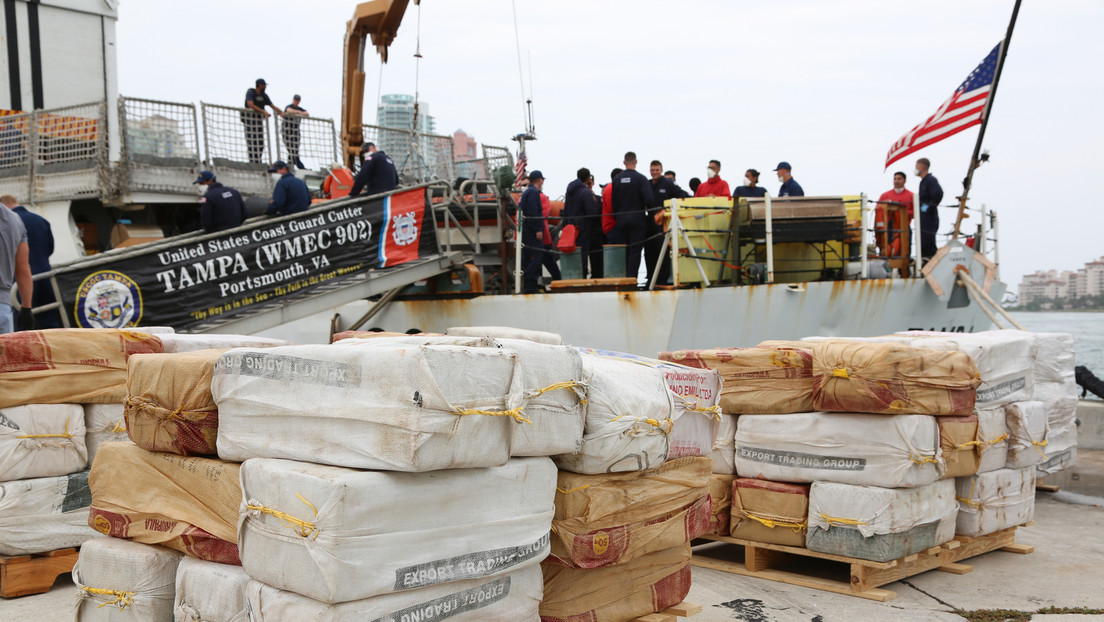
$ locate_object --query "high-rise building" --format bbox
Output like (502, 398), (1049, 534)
(452, 129), (485, 179)
(374, 94), (447, 181)
(1018, 257), (1104, 304)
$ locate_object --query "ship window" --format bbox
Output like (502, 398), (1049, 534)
(947, 282), (970, 309)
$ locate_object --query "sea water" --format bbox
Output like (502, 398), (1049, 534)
(1010, 311), (1104, 399)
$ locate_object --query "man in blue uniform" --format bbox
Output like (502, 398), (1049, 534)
(193, 171), (248, 233)
(266, 161), (311, 216)
(733, 169), (768, 200)
(282, 94), (308, 170)
(610, 152), (655, 281)
(915, 157), (944, 260)
(518, 170), (546, 293)
(647, 160), (681, 287)
(350, 142), (400, 197)
(775, 162), (804, 197)
(2, 194), (56, 328)
(243, 79), (283, 164)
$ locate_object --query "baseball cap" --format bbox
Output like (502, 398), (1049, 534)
(528, 170), (544, 181)
(268, 160), (288, 172)
(773, 161), (792, 171)
(256, 78), (267, 86)
(192, 171), (215, 184)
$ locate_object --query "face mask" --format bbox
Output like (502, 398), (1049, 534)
(743, 177), (753, 187)
(893, 187), (904, 194)
(706, 169), (717, 179)
(778, 175), (785, 183)
(914, 169), (921, 176)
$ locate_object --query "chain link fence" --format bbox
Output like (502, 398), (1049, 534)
(118, 97), (201, 195)
(201, 102), (273, 197)
(276, 114), (339, 172)
(0, 111), (33, 202)
(361, 123), (455, 184)
(32, 102), (107, 202)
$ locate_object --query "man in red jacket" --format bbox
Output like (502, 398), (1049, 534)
(694, 160), (731, 197)
(601, 168), (622, 235)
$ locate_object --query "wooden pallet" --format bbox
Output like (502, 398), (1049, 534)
(0, 548), (79, 598)
(549, 277), (638, 292)
(631, 601), (702, 622)
(691, 526), (1031, 602)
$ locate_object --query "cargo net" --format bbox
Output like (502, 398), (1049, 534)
(202, 102), (273, 169)
(33, 102), (106, 200)
(361, 124), (455, 184)
(0, 111), (32, 199)
(119, 97), (200, 194)
(275, 115), (338, 172)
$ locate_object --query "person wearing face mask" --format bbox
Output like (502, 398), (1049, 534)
(732, 168), (767, 200)
(914, 157), (943, 260)
(876, 171), (914, 260)
(694, 160), (730, 197)
(774, 162), (804, 197)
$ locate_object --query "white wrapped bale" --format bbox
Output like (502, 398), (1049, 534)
(976, 407), (1009, 474)
(894, 330), (1036, 408)
(244, 566), (543, 622)
(553, 353), (678, 474)
(1037, 427), (1078, 476)
(712, 414), (738, 474)
(84, 404), (129, 465)
(0, 470), (99, 555)
(174, 558), (250, 622)
(447, 325), (563, 345)
(212, 343), (522, 471)
(1004, 401), (1049, 469)
(955, 467), (1035, 537)
(157, 333), (289, 353)
(734, 413), (941, 488)
(239, 457), (556, 604)
(1009, 330), (1074, 385)
(807, 480), (957, 562)
(73, 537), (184, 620)
(0, 404), (87, 481)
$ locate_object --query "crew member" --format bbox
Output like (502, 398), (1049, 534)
(350, 142), (399, 197)
(601, 168), (622, 237)
(876, 171), (915, 260)
(647, 160), (681, 286)
(519, 170), (546, 293)
(695, 160), (731, 197)
(579, 174), (604, 278)
(775, 161), (804, 197)
(539, 187), (561, 283)
(193, 171), (248, 233)
(663, 170), (690, 199)
(282, 94), (308, 170)
(915, 157), (943, 260)
(243, 79), (282, 164)
(0, 201), (32, 333)
(688, 177), (701, 195)
(733, 169), (767, 200)
(610, 151), (655, 281)
(2, 195), (55, 328)
(266, 161), (310, 216)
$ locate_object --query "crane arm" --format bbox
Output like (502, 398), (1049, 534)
(341, 0), (413, 168)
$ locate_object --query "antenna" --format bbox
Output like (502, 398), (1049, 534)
(526, 51), (536, 137)
(510, 0), (535, 141)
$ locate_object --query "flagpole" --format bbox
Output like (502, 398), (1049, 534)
(953, 0), (1022, 239)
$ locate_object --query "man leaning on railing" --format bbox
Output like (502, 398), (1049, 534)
(243, 78), (283, 164)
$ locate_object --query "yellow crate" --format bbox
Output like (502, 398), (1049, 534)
(661, 204), (735, 284)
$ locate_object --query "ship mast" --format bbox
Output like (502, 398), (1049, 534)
(952, 0), (1022, 238)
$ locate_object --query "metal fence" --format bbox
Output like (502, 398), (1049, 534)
(0, 102), (108, 203)
(118, 97), (201, 195)
(200, 102), (273, 197)
(0, 111), (33, 202)
(276, 114), (339, 172)
(361, 123), (455, 184)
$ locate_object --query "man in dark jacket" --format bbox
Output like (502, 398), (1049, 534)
(266, 161), (311, 216)
(610, 151), (655, 281)
(563, 168), (603, 279)
(915, 157), (944, 260)
(518, 170), (546, 293)
(194, 171), (248, 233)
(350, 142), (399, 197)
(646, 160), (682, 287)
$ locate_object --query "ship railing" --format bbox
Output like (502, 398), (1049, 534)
(116, 97), (202, 197)
(360, 123), (455, 184)
(200, 101), (276, 197)
(275, 114), (340, 173)
(0, 102), (108, 204)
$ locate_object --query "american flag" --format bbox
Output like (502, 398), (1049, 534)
(885, 42), (1001, 169)
(514, 147), (527, 187)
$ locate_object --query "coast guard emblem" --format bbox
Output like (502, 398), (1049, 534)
(74, 270), (143, 329)
(391, 211), (418, 246)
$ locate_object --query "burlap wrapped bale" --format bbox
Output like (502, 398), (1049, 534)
(0, 403), (87, 481)
(549, 457), (710, 569)
(174, 557), (251, 622)
(731, 478), (810, 547)
(895, 330), (1036, 408)
(712, 413), (737, 474)
(448, 325), (563, 345)
(955, 467), (1035, 537)
(212, 343), (522, 471)
(662, 347), (814, 414)
(0, 471), (100, 555)
(976, 407), (1009, 473)
(124, 349), (228, 456)
(83, 404), (129, 465)
(89, 442), (241, 564)
(1004, 401), (1049, 469)
(939, 414), (981, 479)
(73, 538), (183, 621)
(811, 341), (979, 415)
(540, 544), (692, 622)
(0, 328), (162, 408)
(707, 474), (737, 536)
(156, 333), (288, 353)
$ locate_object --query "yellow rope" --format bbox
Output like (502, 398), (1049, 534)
(608, 414), (673, 434)
(957, 478), (980, 509)
(909, 454), (939, 465)
(978, 433), (1008, 452)
(110, 420), (127, 434)
(80, 586), (135, 610)
(818, 513), (868, 527)
(531, 381), (586, 398)
(1032, 439), (1049, 460)
(453, 406), (531, 424)
(678, 395), (721, 417)
(740, 510), (807, 533)
(956, 496), (981, 509)
(832, 368), (850, 378)
(245, 493), (320, 540)
(17, 419), (73, 440)
(954, 440), (983, 450)
(556, 485), (591, 494)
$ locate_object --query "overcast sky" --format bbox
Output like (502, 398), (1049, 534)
(115, 0), (1103, 291)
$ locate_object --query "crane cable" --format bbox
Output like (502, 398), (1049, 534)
(510, 0), (528, 131)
